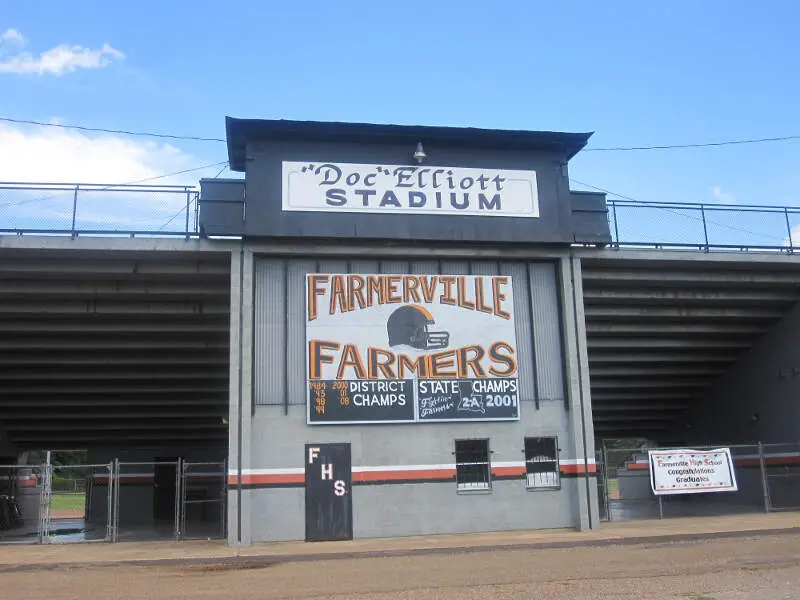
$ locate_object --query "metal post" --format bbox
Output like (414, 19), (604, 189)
(785, 209), (793, 251)
(611, 201), (620, 248)
(700, 204), (709, 251)
(601, 445), (611, 522)
(105, 462), (114, 542)
(194, 192), (200, 235)
(180, 460), (188, 541)
(185, 192), (191, 239)
(657, 495), (664, 520)
(71, 185), (79, 238)
(174, 458), (183, 541)
(758, 442), (771, 513)
(112, 458), (120, 543)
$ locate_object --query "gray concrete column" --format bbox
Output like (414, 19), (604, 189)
(558, 255), (599, 530)
(227, 245), (255, 547)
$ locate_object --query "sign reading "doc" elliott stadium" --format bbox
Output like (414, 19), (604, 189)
(305, 273), (521, 424)
(283, 161), (539, 218)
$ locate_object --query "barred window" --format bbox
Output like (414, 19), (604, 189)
(455, 439), (491, 491)
(525, 437), (560, 490)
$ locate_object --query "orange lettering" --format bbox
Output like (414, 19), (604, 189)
(308, 340), (339, 379)
(456, 276), (475, 310)
(439, 275), (457, 306)
(492, 276), (511, 320)
(367, 347), (397, 379)
(402, 276), (422, 303)
(336, 344), (367, 379)
(488, 341), (517, 376)
(307, 274), (329, 321)
(457, 345), (486, 378)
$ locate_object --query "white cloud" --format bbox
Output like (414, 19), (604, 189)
(0, 29), (123, 76)
(0, 122), (200, 183)
(0, 122), (226, 231)
(712, 185), (736, 204)
(783, 225), (800, 248)
(0, 28), (25, 47)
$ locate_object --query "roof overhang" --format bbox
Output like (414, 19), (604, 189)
(225, 117), (593, 172)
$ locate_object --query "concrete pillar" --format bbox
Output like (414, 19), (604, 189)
(559, 255), (599, 530)
(228, 245), (255, 547)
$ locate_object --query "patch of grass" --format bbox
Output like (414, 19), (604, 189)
(606, 478), (620, 499)
(50, 493), (86, 512)
(685, 595), (717, 600)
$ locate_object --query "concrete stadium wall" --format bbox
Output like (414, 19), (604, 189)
(228, 252), (598, 544)
(247, 403), (577, 541)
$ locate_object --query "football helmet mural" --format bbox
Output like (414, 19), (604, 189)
(387, 304), (449, 350)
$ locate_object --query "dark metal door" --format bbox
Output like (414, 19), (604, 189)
(305, 443), (352, 542)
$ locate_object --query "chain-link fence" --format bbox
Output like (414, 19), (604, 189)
(598, 442), (800, 522)
(0, 183), (199, 237)
(0, 458), (226, 545)
(0, 464), (43, 543)
(180, 461), (227, 540)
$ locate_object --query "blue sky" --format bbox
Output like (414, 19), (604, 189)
(1, 1), (799, 238)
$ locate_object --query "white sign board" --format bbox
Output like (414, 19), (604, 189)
(283, 161), (539, 218)
(648, 448), (738, 496)
(305, 273), (520, 424)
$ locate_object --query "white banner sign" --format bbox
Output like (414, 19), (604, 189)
(648, 448), (738, 495)
(283, 161), (539, 218)
(305, 273), (520, 424)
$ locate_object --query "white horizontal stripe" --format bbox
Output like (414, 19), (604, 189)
(353, 464), (455, 473)
(229, 468), (305, 477)
(559, 458), (596, 466)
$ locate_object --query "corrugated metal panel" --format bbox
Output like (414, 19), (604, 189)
(286, 259), (316, 405)
(350, 260), (380, 274)
(317, 259), (348, 273)
(530, 262), (565, 402)
(254, 259), (286, 405)
(380, 261), (410, 274)
(409, 261), (440, 274)
(440, 261), (469, 275)
(469, 262), (499, 276)
(500, 262), (536, 406)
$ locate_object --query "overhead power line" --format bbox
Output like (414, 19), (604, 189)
(568, 178), (779, 242)
(0, 116), (226, 143)
(3, 115), (800, 153)
(584, 134), (800, 152)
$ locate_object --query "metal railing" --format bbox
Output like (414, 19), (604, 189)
(2, 181), (800, 252)
(605, 199), (800, 252)
(0, 182), (199, 238)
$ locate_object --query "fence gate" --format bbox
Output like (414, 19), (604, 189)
(113, 460), (181, 542)
(180, 461), (227, 540)
(596, 450), (609, 522)
(762, 442), (800, 511)
(44, 463), (113, 543)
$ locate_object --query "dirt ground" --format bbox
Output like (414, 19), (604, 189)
(2, 533), (799, 600)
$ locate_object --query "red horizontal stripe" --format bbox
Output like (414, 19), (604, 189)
(561, 463), (597, 475)
(354, 468), (455, 483)
(491, 466), (525, 478)
(227, 473), (305, 486)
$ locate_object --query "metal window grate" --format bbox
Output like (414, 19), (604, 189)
(525, 437), (560, 490)
(455, 439), (491, 491)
